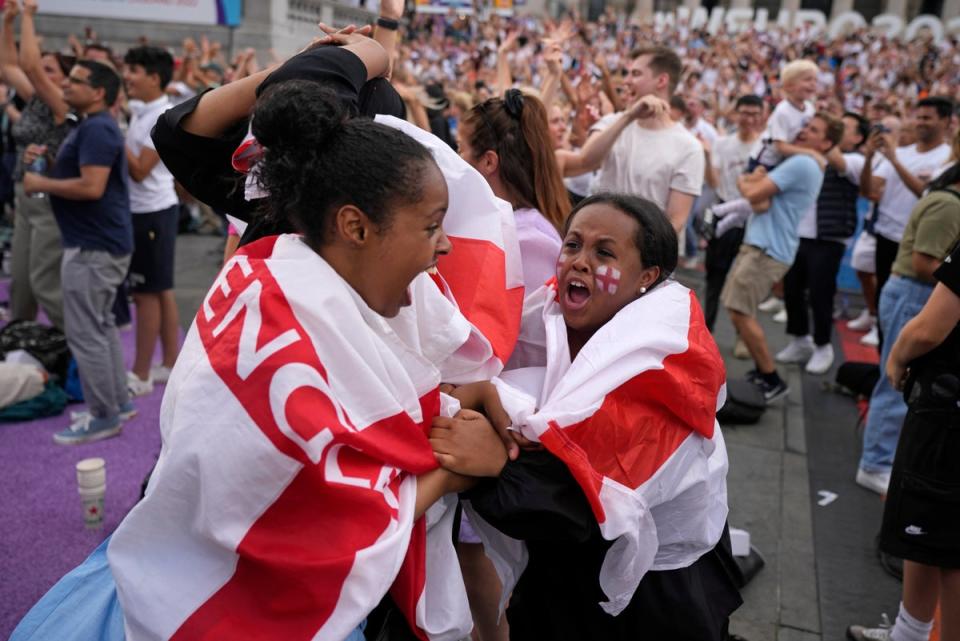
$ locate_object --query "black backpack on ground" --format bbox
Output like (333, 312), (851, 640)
(834, 361), (880, 398)
(717, 379), (766, 425)
(0, 320), (71, 382)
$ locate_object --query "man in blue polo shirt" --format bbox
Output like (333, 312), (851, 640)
(23, 60), (133, 444)
(720, 111), (844, 403)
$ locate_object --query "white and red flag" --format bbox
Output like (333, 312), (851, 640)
(108, 234), (476, 640)
(375, 116), (525, 368)
(468, 278), (730, 615)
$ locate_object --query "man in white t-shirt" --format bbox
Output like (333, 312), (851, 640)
(684, 94), (718, 147)
(859, 96), (953, 335)
(122, 46), (181, 396)
(701, 94), (764, 331)
(589, 45), (704, 233)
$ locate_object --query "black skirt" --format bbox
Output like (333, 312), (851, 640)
(880, 400), (960, 568)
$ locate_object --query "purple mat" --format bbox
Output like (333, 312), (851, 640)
(0, 278), (177, 637)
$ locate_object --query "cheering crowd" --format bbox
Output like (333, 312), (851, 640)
(1, 0), (960, 639)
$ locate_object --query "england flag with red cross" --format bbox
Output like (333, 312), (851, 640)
(108, 234), (480, 640)
(468, 278), (730, 615)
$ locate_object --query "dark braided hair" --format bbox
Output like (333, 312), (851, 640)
(252, 80), (437, 246)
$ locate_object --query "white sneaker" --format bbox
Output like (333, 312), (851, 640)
(856, 467), (891, 495)
(772, 309), (787, 323)
(126, 371), (154, 397)
(847, 309), (876, 332)
(805, 344), (834, 375)
(860, 326), (879, 346)
(776, 336), (814, 364)
(758, 296), (784, 313)
(150, 365), (173, 384)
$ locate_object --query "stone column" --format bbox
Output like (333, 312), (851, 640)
(943, 0), (960, 20)
(883, 0), (907, 19)
(631, 0), (654, 23)
(830, 0), (854, 19)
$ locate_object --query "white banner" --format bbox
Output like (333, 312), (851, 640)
(39, 0), (237, 26)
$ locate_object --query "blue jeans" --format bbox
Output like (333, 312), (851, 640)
(859, 275), (934, 473)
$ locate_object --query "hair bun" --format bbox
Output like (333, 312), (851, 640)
(503, 88), (524, 120)
(252, 81), (348, 154)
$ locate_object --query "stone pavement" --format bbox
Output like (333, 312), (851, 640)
(673, 265), (902, 641)
(173, 236), (904, 641)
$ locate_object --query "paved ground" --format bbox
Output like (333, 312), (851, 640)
(125, 236), (908, 641)
(673, 266), (902, 641)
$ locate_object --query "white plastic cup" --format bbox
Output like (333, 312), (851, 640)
(79, 484), (105, 529)
(76, 458), (106, 529)
(76, 457), (106, 488)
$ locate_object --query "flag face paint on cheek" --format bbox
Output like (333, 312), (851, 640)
(595, 265), (621, 294)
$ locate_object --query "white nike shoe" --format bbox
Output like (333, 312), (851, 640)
(775, 336), (814, 364)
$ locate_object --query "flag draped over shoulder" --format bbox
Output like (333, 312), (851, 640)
(108, 235), (475, 641)
(472, 279), (729, 616)
(375, 116), (525, 368)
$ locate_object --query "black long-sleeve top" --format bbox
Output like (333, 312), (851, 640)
(466, 450), (741, 641)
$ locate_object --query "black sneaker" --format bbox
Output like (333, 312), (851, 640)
(745, 369), (763, 385)
(755, 377), (789, 404)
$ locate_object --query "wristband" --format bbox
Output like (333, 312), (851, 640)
(377, 17), (400, 31)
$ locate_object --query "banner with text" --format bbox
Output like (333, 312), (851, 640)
(40, 0), (242, 27)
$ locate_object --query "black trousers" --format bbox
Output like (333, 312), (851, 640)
(704, 226), (746, 332)
(874, 233), (900, 307)
(874, 233), (900, 349)
(784, 238), (846, 346)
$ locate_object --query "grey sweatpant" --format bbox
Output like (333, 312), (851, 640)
(61, 248), (131, 419)
(10, 183), (64, 329)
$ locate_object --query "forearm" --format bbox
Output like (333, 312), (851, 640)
(704, 156), (719, 190)
(495, 50), (512, 94)
(373, 22), (399, 77)
(18, 13), (41, 74)
(0, 20), (15, 67)
(126, 148), (149, 183)
(859, 155), (877, 199)
(31, 175), (104, 201)
(575, 113), (632, 173)
(181, 68), (271, 137)
(891, 157), (925, 197)
(415, 468), (473, 519)
(540, 70), (560, 108)
(559, 73), (578, 110)
(773, 140), (808, 158)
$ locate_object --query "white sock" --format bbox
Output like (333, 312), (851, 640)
(711, 198), (752, 218)
(890, 602), (933, 641)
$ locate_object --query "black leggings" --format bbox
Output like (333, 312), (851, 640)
(784, 238), (846, 346)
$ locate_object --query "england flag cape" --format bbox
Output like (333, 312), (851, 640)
(467, 278), (730, 616)
(238, 115), (525, 371)
(107, 234), (483, 641)
(375, 116), (524, 368)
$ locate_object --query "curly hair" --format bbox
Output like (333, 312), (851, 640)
(252, 80), (437, 246)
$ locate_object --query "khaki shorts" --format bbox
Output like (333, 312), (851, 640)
(721, 244), (791, 317)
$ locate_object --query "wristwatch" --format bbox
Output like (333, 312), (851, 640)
(377, 16), (400, 31)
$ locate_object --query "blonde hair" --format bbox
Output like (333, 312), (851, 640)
(781, 59), (818, 86)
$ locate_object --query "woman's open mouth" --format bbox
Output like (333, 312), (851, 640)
(564, 278), (591, 311)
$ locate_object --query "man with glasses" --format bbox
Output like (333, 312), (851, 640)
(701, 94), (765, 331)
(22, 60), (134, 444)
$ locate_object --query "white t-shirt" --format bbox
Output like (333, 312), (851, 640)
(126, 95), (178, 214)
(872, 143), (952, 241)
(753, 99), (815, 168)
(797, 152), (866, 240)
(590, 116), (704, 209)
(710, 133), (755, 203)
(690, 118), (718, 147)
